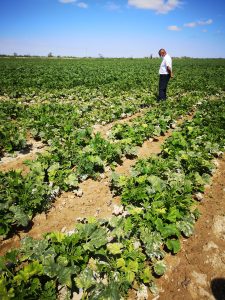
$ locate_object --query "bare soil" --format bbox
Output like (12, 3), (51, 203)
(0, 112), (194, 256)
(0, 139), (47, 174)
(92, 107), (150, 138)
(147, 155), (225, 300)
(1, 108), (225, 300)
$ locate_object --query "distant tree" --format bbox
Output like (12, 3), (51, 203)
(48, 52), (53, 57)
(13, 52), (17, 57)
(98, 53), (104, 58)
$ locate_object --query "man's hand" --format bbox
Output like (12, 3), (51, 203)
(167, 66), (173, 78)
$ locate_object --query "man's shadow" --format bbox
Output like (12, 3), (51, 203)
(211, 278), (225, 300)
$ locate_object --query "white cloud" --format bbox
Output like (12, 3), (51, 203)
(59, 0), (77, 3)
(168, 25), (182, 31)
(184, 22), (197, 28)
(77, 2), (88, 8)
(198, 19), (213, 25)
(184, 19), (213, 28)
(128, 0), (182, 14)
(58, 0), (88, 8)
(106, 2), (121, 11)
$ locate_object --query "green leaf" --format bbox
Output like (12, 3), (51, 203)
(9, 205), (29, 227)
(155, 219), (180, 238)
(166, 239), (181, 254)
(58, 267), (73, 288)
(177, 215), (195, 237)
(83, 227), (107, 251)
(127, 206), (143, 215)
(127, 260), (139, 273)
(47, 163), (60, 181)
(45, 232), (65, 243)
(40, 280), (57, 300)
(89, 281), (121, 300)
(148, 175), (165, 192)
(108, 216), (123, 228)
(126, 270), (135, 283)
(153, 261), (166, 276)
(140, 266), (153, 283)
(57, 256), (68, 267)
(140, 228), (164, 259)
(116, 258), (126, 270)
(166, 207), (182, 222)
(43, 256), (59, 278)
(64, 173), (78, 187)
(13, 261), (43, 284)
(20, 237), (55, 262)
(0, 276), (15, 299)
(75, 268), (96, 290)
(107, 243), (123, 255)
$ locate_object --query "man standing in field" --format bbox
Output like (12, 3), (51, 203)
(158, 48), (173, 101)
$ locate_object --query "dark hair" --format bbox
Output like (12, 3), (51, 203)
(158, 48), (165, 55)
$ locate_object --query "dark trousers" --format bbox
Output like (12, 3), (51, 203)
(158, 74), (170, 101)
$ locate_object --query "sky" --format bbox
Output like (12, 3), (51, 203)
(0, 0), (225, 58)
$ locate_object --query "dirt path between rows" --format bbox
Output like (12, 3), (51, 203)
(0, 139), (47, 174)
(1, 102), (225, 299)
(92, 106), (150, 138)
(147, 155), (225, 300)
(0, 106), (149, 174)
(0, 111), (192, 256)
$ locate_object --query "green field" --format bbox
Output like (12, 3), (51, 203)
(0, 58), (225, 299)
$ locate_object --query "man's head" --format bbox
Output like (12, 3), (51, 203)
(158, 49), (167, 57)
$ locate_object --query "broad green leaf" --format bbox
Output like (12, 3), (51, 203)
(58, 267), (73, 288)
(43, 256), (59, 278)
(166, 207), (182, 222)
(57, 256), (68, 267)
(0, 277), (15, 299)
(126, 270), (135, 283)
(108, 216), (122, 228)
(177, 215), (195, 237)
(46, 232), (65, 243)
(9, 205), (29, 227)
(148, 175), (165, 192)
(140, 266), (153, 283)
(116, 258), (126, 270)
(166, 239), (181, 254)
(140, 228), (164, 259)
(47, 163), (60, 181)
(153, 261), (166, 276)
(89, 281), (121, 300)
(127, 206), (143, 215)
(13, 261), (43, 284)
(127, 260), (138, 273)
(75, 268), (96, 290)
(83, 227), (107, 251)
(107, 243), (123, 255)
(64, 173), (78, 187)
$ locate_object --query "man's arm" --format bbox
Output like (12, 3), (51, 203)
(167, 66), (173, 78)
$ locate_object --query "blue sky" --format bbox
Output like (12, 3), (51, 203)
(0, 0), (225, 57)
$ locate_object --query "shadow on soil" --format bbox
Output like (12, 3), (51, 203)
(211, 278), (225, 300)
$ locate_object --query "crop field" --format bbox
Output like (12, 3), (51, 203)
(0, 57), (225, 299)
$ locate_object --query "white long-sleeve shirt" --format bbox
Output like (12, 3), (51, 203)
(159, 53), (172, 75)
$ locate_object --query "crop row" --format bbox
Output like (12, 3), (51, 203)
(1, 58), (225, 98)
(0, 93), (203, 237)
(1, 57), (225, 156)
(0, 98), (224, 299)
(0, 91), (154, 156)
